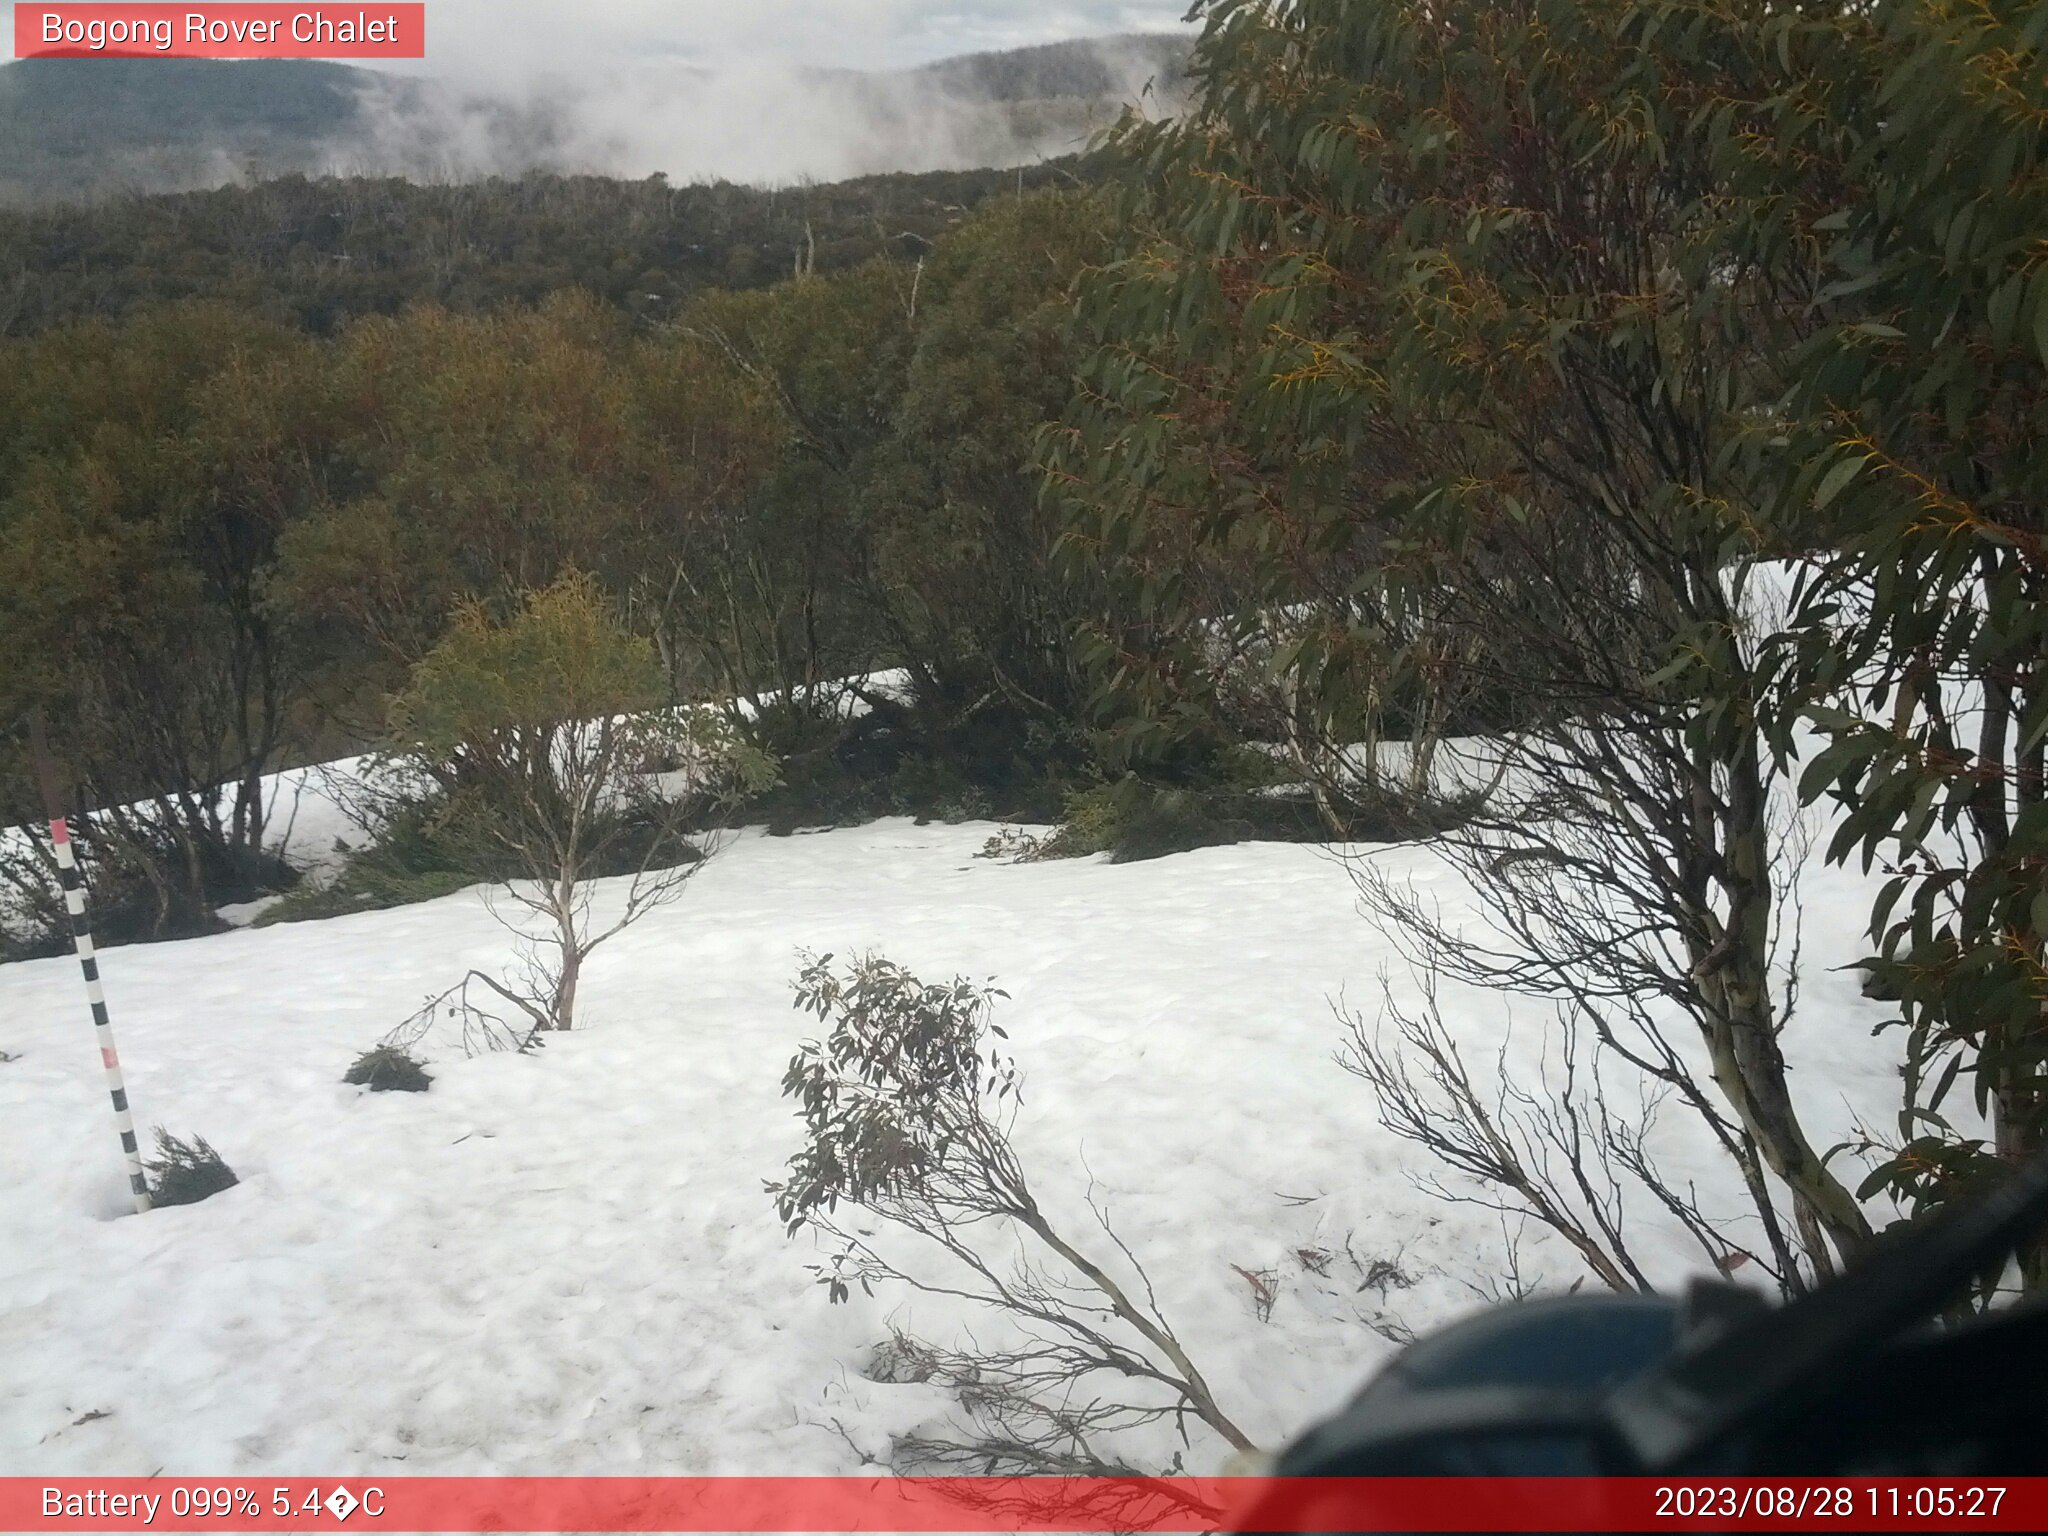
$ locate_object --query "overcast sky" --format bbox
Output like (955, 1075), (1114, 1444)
(404, 1), (1198, 81)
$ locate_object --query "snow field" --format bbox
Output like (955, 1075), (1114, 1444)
(0, 813), (1908, 1477)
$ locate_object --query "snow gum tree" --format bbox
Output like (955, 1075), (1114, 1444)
(1046, 0), (1881, 1288)
(385, 571), (772, 1042)
(1701, 0), (2048, 1284)
(1053, 0), (2048, 1295)
(0, 306), (331, 943)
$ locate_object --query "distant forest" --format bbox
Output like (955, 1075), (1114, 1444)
(0, 161), (1104, 336)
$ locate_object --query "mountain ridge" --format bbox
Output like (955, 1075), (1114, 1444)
(0, 34), (1192, 204)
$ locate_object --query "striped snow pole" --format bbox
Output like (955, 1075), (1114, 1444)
(28, 712), (151, 1214)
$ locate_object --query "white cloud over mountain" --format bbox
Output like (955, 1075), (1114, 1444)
(396, 0), (1197, 82)
(330, 4), (1197, 187)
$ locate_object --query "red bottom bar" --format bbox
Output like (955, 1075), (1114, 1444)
(3, 1476), (2043, 1532)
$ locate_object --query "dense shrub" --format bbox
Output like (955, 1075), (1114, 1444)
(144, 1130), (238, 1208)
(585, 802), (708, 879)
(253, 801), (486, 926)
(258, 788), (708, 924)
(739, 699), (1078, 835)
(0, 911), (64, 965)
(0, 828), (283, 956)
(343, 1044), (433, 1093)
(1034, 776), (1324, 863)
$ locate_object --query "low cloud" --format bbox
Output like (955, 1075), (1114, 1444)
(323, 33), (1192, 187)
(392, 0), (1197, 78)
(0, 7), (1198, 203)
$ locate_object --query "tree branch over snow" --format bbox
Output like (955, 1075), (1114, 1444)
(767, 953), (1253, 1476)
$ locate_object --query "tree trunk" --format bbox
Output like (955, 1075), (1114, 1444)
(1694, 728), (1871, 1274)
(553, 941), (582, 1033)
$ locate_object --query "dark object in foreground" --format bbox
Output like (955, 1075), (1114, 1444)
(344, 1044), (433, 1093)
(143, 1129), (238, 1208)
(1234, 1151), (2048, 1527)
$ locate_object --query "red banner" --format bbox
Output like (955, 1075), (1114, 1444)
(2, 1477), (2044, 1532)
(12, 5), (425, 59)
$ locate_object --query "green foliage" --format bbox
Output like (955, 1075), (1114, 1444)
(144, 1130), (238, 1208)
(587, 802), (712, 878)
(0, 302), (327, 936)
(1037, 774), (1330, 863)
(0, 161), (1099, 335)
(256, 575), (714, 927)
(1048, 0), (1782, 765)
(769, 953), (1018, 1274)
(255, 865), (476, 927)
(1045, 0), (1802, 818)
(383, 572), (764, 893)
(0, 179), (1122, 948)
(1047, 0), (1912, 1279)
(0, 825), (286, 954)
(764, 945), (1255, 1462)
(390, 571), (665, 754)
(1716, 0), (2048, 1224)
(1057, 0), (2043, 1271)
(371, 571), (770, 1032)
(742, 724), (1063, 837)
(1043, 779), (1193, 861)
(655, 189), (1124, 813)
(0, 932), (48, 967)
(863, 192), (1118, 762)
(270, 293), (686, 692)
(251, 802), (483, 927)
(343, 1045), (433, 1094)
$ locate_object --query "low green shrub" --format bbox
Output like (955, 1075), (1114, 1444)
(1110, 786), (1259, 862)
(743, 737), (1068, 834)
(253, 800), (485, 926)
(1034, 776), (1334, 863)
(344, 1044), (434, 1093)
(584, 802), (707, 878)
(259, 779), (713, 925)
(0, 832), (268, 954)
(0, 916), (66, 965)
(255, 865), (474, 926)
(145, 1130), (238, 1208)
(731, 675), (1084, 834)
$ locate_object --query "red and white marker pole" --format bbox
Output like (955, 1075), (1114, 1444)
(27, 712), (151, 1214)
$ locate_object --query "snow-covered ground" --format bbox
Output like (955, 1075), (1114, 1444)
(0, 801), (1908, 1477)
